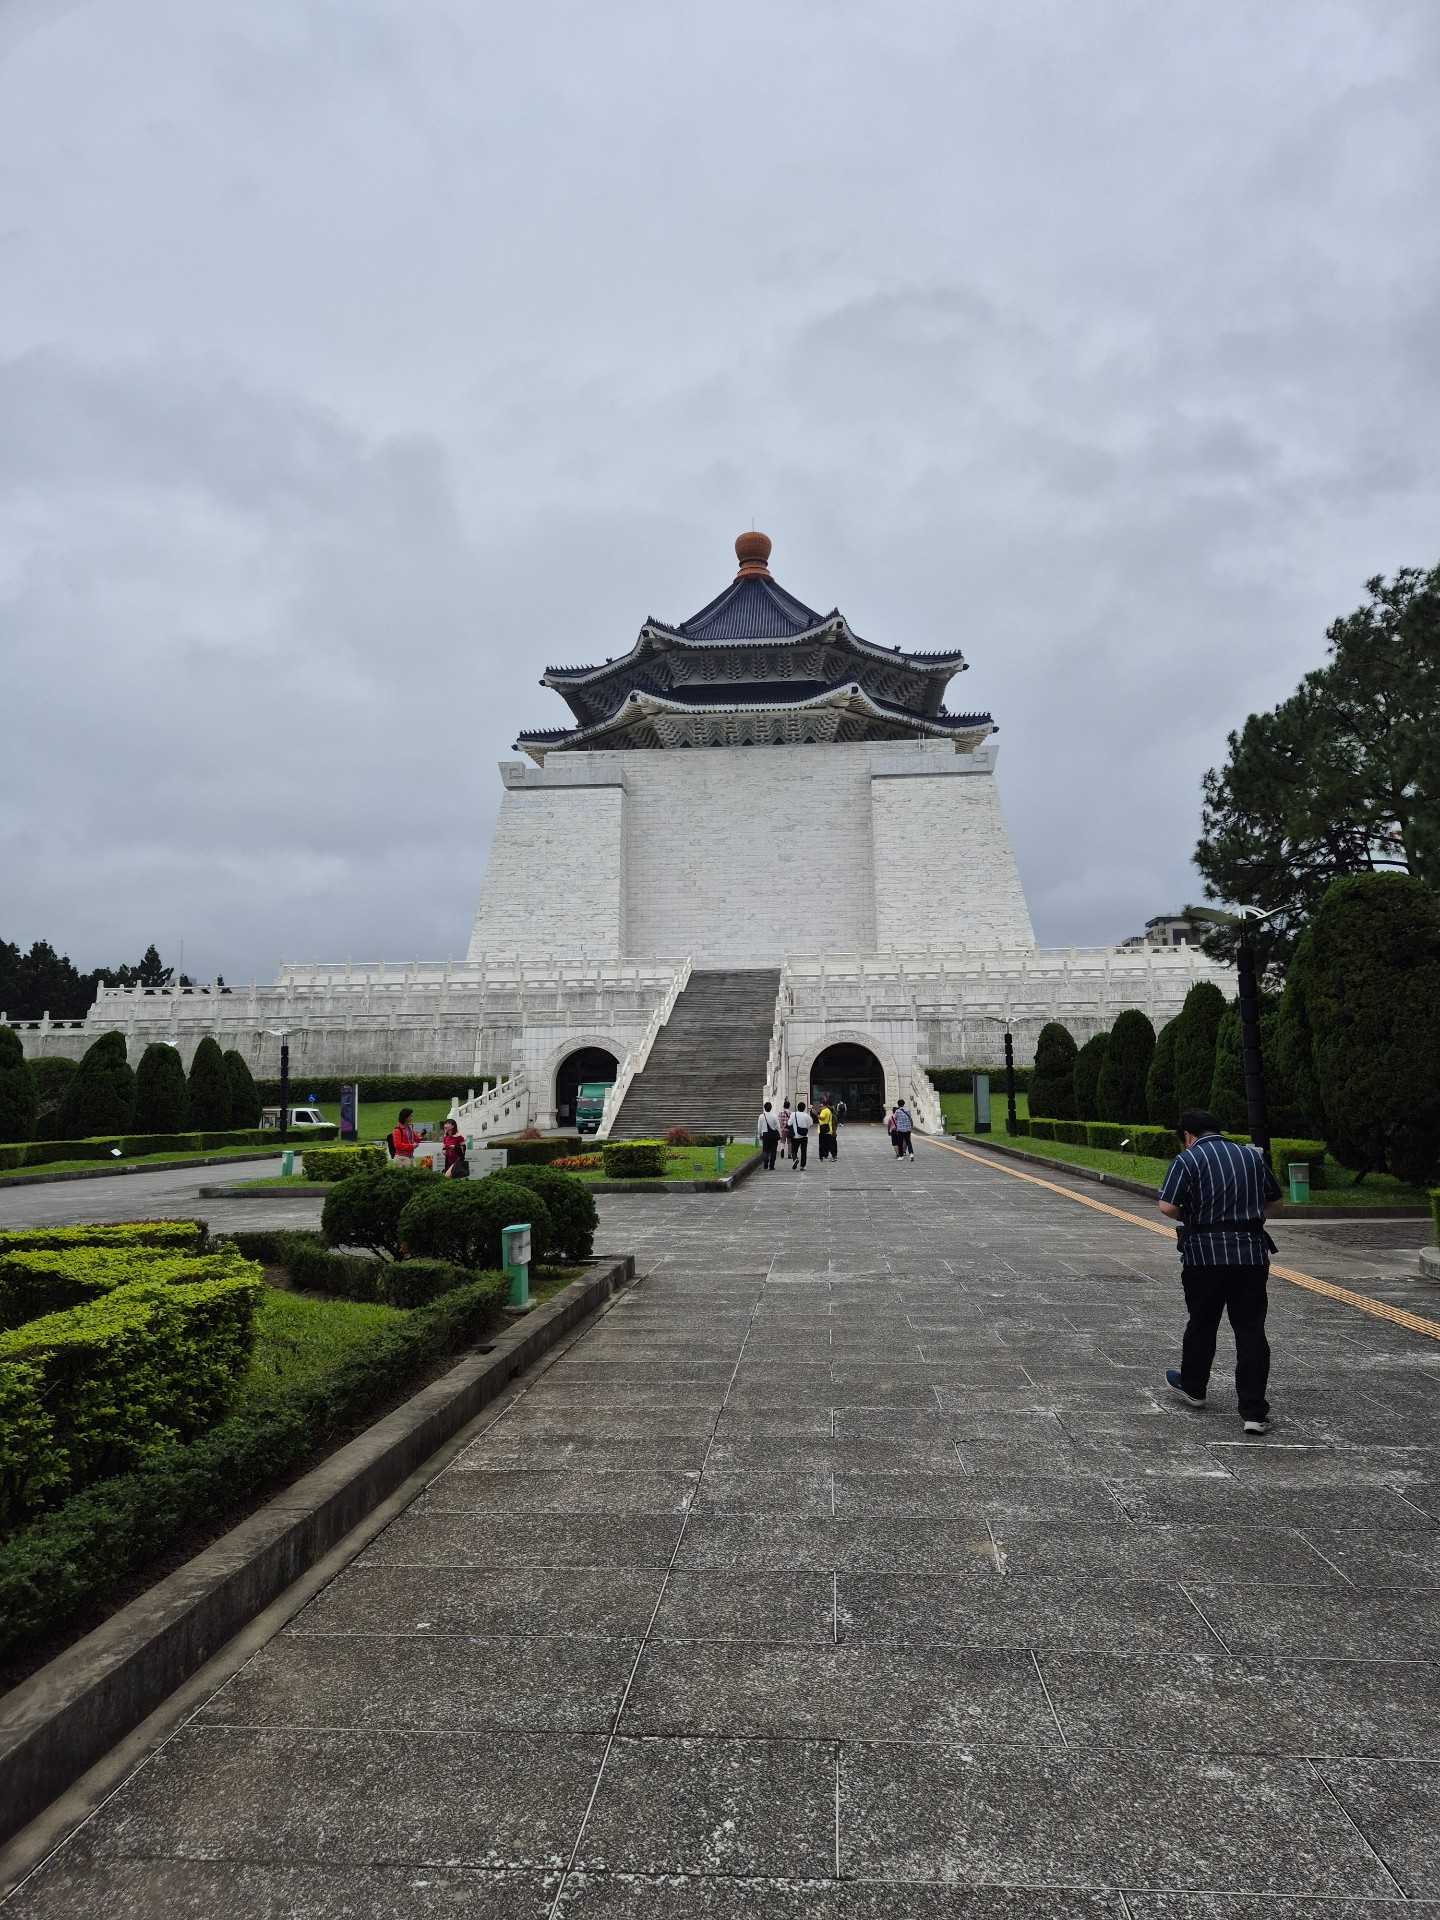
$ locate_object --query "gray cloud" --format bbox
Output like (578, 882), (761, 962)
(2, 0), (1439, 984)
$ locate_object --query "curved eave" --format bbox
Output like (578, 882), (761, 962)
(515, 683), (996, 763)
(541, 618), (968, 690)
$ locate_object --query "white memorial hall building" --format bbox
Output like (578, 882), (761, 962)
(17, 532), (1228, 1135)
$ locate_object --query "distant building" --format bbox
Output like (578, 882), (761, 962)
(1121, 913), (1206, 951)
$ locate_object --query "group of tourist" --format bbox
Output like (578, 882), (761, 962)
(389, 1108), (470, 1178)
(756, 1096), (842, 1170)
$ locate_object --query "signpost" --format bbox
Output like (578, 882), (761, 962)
(973, 1073), (992, 1134)
(339, 1083), (359, 1142)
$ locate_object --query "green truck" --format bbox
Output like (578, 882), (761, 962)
(575, 1082), (613, 1134)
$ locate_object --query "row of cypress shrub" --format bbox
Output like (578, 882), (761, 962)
(0, 1031), (267, 1146)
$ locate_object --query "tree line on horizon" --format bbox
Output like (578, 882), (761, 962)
(0, 941), (225, 1022)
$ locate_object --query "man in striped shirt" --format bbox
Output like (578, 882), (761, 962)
(1157, 1108), (1282, 1435)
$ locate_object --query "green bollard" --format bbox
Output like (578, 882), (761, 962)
(502, 1222), (532, 1308)
(281, 1149), (295, 1177)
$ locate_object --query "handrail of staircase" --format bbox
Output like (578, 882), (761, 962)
(595, 957), (693, 1140)
(448, 1070), (531, 1140)
(762, 977), (786, 1105)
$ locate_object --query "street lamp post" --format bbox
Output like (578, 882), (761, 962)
(1234, 914), (1271, 1160)
(971, 1013), (1020, 1137)
(267, 1028), (292, 1147)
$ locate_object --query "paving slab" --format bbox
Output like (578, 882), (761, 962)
(9, 1129), (1440, 1915)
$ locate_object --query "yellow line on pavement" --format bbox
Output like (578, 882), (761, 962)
(920, 1134), (1440, 1344)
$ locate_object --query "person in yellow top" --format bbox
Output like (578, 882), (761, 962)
(816, 1101), (835, 1161)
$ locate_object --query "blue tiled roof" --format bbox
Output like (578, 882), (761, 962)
(515, 680), (995, 747)
(672, 574), (832, 641)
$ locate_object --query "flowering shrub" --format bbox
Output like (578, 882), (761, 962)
(665, 1126), (694, 1146)
(551, 1153), (602, 1170)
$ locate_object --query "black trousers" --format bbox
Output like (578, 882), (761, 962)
(817, 1126), (834, 1160)
(761, 1131), (779, 1169)
(792, 1131), (809, 1168)
(1180, 1263), (1271, 1418)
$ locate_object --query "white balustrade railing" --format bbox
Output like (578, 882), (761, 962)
(595, 958), (693, 1140)
(448, 1072), (531, 1140)
(906, 1063), (945, 1135)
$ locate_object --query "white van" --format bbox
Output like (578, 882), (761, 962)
(259, 1106), (334, 1131)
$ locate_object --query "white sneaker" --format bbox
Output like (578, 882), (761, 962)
(1243, 1417), (1270, 1436)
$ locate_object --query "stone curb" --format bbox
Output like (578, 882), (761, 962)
(1421, 1247), (1440, 1282)
(0, 1153), (282, 1190)
(939, 1134), (1431, 1219)
(197, 1182), (331, 1198)
(0, 1253), (633, 1847)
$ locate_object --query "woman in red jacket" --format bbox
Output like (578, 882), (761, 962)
(390, 1108), (423, 1161)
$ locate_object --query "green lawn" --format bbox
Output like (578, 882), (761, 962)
(938, 1103), (1431, 1207)
(940, 1091), (1030, 1133)
(0, 1143), (293, 1182)
(237, 1286), (405, 1407)
(573, 1143), (759, 1182)
(306, 1099), (455, 1142)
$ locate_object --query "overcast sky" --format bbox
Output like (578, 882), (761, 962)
(2, 0), (1438, 986)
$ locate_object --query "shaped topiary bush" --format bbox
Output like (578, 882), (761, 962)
(499, 1163), (597, 1261)
(26, 1056), (77, 1140)
(1028, 1025), (1078, 1120)
(223, 1049), (263, 1129)
(1207, 1004), (1248, 1134)
(1145, 1017), (1180, 1128)
(0, 1026), (37, 1145)
(132, 1042), (190, 1134)
(57, 1031), (135, 1139)
(1172, 981), (1226, 1115)
(302, 1145), (387, 1182)
(186, 1036), (232, 1131)
(1097, 1009), (1156, 1124)
(380, 1259), (472, 1308)
(322, 1165), (432, 1260)
(398, 1176), (552, 1271)
(601, 1139), (667, 1177)
(1071, 1034), (1108, 1122)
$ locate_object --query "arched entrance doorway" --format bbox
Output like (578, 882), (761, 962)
(810, 1042), (886, 1123)
(554, 1046), (619, 1130)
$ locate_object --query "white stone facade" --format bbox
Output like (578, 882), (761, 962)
(469, 738), (1033, 968)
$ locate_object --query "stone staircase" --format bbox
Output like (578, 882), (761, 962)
(608, 968), (780, 1137)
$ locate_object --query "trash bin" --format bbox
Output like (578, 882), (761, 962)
(1288, 1161), (1310, 1204)
(281, 1149), (295, 1177)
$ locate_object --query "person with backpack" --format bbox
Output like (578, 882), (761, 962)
(777, 1099), (793, 1164)
(757, 1100), (781, 1171)
(886, 1106), (899, 1154)
(893, 1099), (915, 1159)
(389, 1108), (424, 1161)
(790, 1099), (813, 1171)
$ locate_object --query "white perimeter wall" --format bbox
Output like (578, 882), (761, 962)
(468, 740), (1035, 967)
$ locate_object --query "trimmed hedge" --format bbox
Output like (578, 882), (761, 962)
(0, 1270), (261, 1528)
(380, 1259), (474, 1309)
(1085, 1122), (1130, 1151)
(1097, 1010), (1156, 1126)
(0, 1124), (337, 1171)
(1049, 1120), (1089, 1145)
(602, 1140), (667, 1178)
(489, 1134), (585, 1167)
(927, 1066), (1033, 1094)
(1029, 1024), (1078, 1120)
(221, 1229), (480, 1310)
(0, 1244), (251, 1332)
(1270, 1137), (1328, 1191)
(301, 1145), (387, 1183)
(224, 1050), (263, 1130)
(186, 1037), (232, 1131)
(26, 1055), (76, 1140)
(0, 1221), (205, 1256)
(1127, 1126), (1182, 1160)
(1028, 1118), (1055, 1141)
(399, 1176), (553, 1271)
(1146, 1017), (1181, 1128)
(253, 1074), (490, 1105)
(1072, 1035), (1108, 1123)
(0, 1270), (509, 1659)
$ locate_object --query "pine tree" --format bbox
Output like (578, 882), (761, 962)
(1145, 1017), (1180, 1127)
(0, 1026), (37, 1143)
(133, 1043), (190, 1133)
(1029, 1023), (1078, 1119)
(1072, 1034), (1109, 1121)
(1207, 1004), (1248, 1133)
(58, 1031), (135, 1137)
(1302, 872), (1440, 1184)
(223, 1049), (262, 1128)
(186, 1036), (232, 1130)
(1173, 981), (1227, 1115)
(1097, 1009), (1156, 1124)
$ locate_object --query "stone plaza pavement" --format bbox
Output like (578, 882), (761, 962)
(5, 1132), (1440, 1916)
